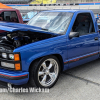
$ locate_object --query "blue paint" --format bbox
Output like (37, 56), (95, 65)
(79, 2), (100, 5)
(95, 3), (100, 5)
(0, 68), (29, 85)
(6, 4), (29, 6)
(5, 3), (100, 6)
(79, 3), (94, 5)
(5, 2), (100, 6)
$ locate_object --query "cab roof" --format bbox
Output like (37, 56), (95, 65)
(0, 8), (19, 12)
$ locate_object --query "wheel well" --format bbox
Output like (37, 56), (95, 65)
(53, 54), (64, 72)
(28, 54), (64, 72)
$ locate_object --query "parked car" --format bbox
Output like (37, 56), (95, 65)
(0, 10), (99, 88)
(0, 9), (23, 23)
(22, 11), (38, 23)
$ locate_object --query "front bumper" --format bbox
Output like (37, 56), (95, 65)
(0, 68), (29, 85)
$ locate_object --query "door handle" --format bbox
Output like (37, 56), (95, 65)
(94, 37), (98, 40)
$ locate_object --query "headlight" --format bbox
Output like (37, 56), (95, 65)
(9, 54), (14, 60)
(1, 53), (21, 70)
(2, 53), (7, 58)
(1, 62), (14, 68)
(9, 54), (20, 61)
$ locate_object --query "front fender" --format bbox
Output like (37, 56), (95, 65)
(25, 49), (63, 71)
(14, 35), (67, 72)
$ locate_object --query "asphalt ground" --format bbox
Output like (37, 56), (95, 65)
(0, 59), (100, 100)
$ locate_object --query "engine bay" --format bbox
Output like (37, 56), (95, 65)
(0, 31), (56, 51)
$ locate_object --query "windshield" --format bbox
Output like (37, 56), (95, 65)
(22, 11), (37, 19)
(27, 12), (73, 34)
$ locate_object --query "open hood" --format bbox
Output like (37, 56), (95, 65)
(0, 22), (60, 50)
(0, 22), (59, 36)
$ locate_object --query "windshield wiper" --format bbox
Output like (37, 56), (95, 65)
(41, 28), (49, 31)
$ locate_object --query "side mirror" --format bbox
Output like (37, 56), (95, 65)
(69, 32), (79, 39)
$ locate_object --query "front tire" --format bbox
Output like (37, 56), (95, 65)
(29, 56), (60, 88)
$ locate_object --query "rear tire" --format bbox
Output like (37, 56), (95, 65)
(29, 56), (61, 88)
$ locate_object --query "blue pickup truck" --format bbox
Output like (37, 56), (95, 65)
(0, 10), (99, 88)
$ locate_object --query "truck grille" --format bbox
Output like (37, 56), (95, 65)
(0, 44), (14, 53)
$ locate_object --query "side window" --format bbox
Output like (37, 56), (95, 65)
(0, 11), (19, 23)
(72, 13), (95, 36)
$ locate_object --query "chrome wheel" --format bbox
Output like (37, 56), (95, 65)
(38, 58), (59, 87)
